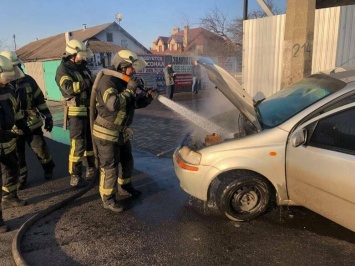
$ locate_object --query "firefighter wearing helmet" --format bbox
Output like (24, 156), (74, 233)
(55, 39), (95, 188)
(92, 49), (157, 212)
(0, 51), (55, 190)
(0, 55), (32, 232)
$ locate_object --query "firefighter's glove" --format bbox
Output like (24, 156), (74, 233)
(148, 89), (159, 100)
(44, 117), (54, 132)
(126, 76), (141, 93)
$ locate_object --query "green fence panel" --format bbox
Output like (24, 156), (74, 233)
(51, 125), (70, 145)
(43, 60), (62, 101)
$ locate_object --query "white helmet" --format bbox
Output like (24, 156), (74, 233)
(0, 55), (16, 85)
(65, 39), (92, 60)
(112, 50), (147, 72)
(0, 51), (21, 65)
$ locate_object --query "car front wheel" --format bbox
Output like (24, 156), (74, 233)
(216, 172), (272, 222)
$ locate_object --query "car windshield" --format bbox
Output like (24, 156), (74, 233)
(256, 74), (346, 128)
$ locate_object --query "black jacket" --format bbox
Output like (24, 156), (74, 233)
(0, 84), (29, 145)
(93, 72), (153, 142)
(11, 74), (52, 130)
(55, 59), (94, 116)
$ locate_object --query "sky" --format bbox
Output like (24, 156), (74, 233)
(1, 0), (286, 51)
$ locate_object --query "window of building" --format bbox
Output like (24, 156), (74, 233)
(106, 33), (113, 42)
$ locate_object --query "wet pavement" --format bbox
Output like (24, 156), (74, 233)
(0, 89), (354, 265)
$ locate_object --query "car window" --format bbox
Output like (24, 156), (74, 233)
(320, 92), (355, 113)
(257, 74), (346, 128)
(308, 107), (355, 154)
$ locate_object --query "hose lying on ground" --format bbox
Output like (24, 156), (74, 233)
(12, 175), (97, 266)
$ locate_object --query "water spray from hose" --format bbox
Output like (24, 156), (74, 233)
(156, 95), (234, 139)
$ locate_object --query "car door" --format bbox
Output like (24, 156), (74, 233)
(286, 104), (355, 232)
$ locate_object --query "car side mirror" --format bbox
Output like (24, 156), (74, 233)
(291, 128), (307, 147)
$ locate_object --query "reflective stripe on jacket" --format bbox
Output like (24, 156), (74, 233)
(93, 73), (154, 142)
(55, 59), (94, 117)
(93, 74), (132, 142)
(12, 74), (52, 130)
(0, 84), (24, 153)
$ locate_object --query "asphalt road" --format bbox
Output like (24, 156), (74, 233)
(0, 90), (354, 266)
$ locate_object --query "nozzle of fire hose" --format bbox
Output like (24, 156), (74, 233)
(149, 89), (159, 100)
(141, 87), (158, 99)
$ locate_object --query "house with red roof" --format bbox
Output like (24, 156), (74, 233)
(150, 25), (233, 57)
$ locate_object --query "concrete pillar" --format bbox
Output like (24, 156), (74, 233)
(281, 0), (316, 88)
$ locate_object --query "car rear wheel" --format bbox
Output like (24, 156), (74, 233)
(216, 172), (272, 222)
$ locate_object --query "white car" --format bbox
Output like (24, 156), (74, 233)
(173, 57), (355, 232)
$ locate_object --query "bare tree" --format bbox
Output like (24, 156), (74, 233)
(180, 12), (194, 28)
(0, 38), (6, 51)
(226, 18), (243, 47)
(198, 7), (239, 56)
(199, 0), (284, 55)
(0, 37), (13, 51)
(248, 0), (282, 19)
(199, 7), (231, 42)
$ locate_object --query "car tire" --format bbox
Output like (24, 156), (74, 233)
(216, 171), (272, 222)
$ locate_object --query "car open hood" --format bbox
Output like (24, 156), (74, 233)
(198, 57), (262, 131)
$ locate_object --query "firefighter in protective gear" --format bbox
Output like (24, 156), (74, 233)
(0, 51), (55, 190)
(0, 55), (31, 232)
(93, 49), (155, 212)
(55, 39), (95, 188)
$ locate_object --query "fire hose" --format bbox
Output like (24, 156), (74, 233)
(12, 179), (96, 266)
(11, 69), (128, 266)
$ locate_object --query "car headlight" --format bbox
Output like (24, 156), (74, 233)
(175, 146), (201, 171)
(179, 146), (201, 164)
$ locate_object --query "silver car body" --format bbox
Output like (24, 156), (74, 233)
(173, 59), (355, 232)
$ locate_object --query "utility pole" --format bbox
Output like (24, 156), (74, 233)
(243, 0), (248, 20)
(281, 0), (316, 88)
(13, 34), (16, 50)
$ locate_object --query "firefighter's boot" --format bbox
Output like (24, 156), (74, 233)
(0, 211), (10, 233)
(44, 160), (55, 180)
(1, 194), (27, 209)
(85, 167), (95, 181)
(102, 195), (124, 213)
(121, 183), (142, 198)
(17, 170), (27, 190)
(17, 174), (27, 191)
(70, 175), (89, 188)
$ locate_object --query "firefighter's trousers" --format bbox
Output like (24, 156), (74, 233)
(93, 137), (133, 201)
(1, 148), (20, 198)
(68, 116), (95, 176)
(16, 127), (55, 183)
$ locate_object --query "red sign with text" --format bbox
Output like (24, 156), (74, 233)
(174, 74), (192, 88)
